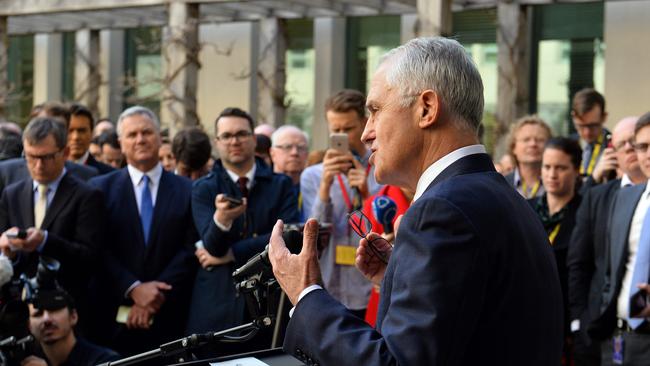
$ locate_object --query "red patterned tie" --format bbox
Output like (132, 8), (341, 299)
(237, 177), (249, 198)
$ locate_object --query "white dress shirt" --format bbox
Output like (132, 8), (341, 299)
(413, 144), (487, 202)
(127, 163), (163, 213)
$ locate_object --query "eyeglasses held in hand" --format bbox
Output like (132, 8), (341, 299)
(347, 210), (390, 265)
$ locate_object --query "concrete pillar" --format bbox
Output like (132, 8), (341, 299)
(495, 2), (530, 157)
(401, 14), (418, 44)
(312, 17), (346, 150)
(0, 16), (8, 119)
(75, 29), (101, 115)
(98, 29), (125, 121)
(160, 1), (200, 137)
(604, 0), (650, 126)
(33, 33), (63, 105)
(415, 0), (452, 37)
(254, 18), (287, 127)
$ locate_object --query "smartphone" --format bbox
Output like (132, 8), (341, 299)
(223, 195), (243, 208)
(330, 133), (349, 153)
(630, 289), (648, 317)
(6, 229), (27, 240)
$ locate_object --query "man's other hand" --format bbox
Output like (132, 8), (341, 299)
(214, 194), (247, 229)
(592, 147), (618, 183)
(269, 219), (322, 305)
(347, 157), (369, 199)
(126, 304), (153, 330)
(130, 281), (172, 312)
(319, 149), (354, 202)
(632, 283), (650, 318)
(356, 215), (401, 286)
(21, 356), (48, 366)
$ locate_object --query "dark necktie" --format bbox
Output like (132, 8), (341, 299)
(141, 175), (153, 245)
(237, 177), (249, 198)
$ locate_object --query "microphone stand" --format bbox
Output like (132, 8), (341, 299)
(97, 316), (273, 366)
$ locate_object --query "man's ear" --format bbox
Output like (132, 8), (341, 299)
(62, 146), (70, 159)
(418, 90), (441, 129)
(70, 309), (78, 327)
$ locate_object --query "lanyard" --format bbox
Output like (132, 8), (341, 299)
(580, 133), (604, 176)
(336, 163), (372, 212)
(522, 180), (541, 199)
(548, 223), (561, 245)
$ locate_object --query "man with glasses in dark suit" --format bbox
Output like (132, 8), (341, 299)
(187, 108), (298, 353)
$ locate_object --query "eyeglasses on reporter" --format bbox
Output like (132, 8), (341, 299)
(25, 150), (64, 163)
(216, 130), (253, 142)
(273, 144), (308, 153)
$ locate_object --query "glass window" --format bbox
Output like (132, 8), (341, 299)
(532, 2), (604, 135)
(6, 35), (34, 125)
(537, 40), (571, 136)
(123, 27), (162, 115)
(345, 16), (401, 94)
(454, 9), (498, 153)
(285, 19), (315, 133)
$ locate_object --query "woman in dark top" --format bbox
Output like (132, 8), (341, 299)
(529, 137), (582, 366)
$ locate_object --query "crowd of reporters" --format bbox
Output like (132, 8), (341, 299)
(0, 85), (648, 366)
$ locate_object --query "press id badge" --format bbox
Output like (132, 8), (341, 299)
(612, 334), (624, 365)
(335, 245), (357, 266)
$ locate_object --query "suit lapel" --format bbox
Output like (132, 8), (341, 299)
(19, 179), (35, 228)
(146, 171), (172, 251)
(610, 184), (645, 283)
(40, 174), (75, 229)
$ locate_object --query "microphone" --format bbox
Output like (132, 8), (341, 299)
(372, 195), (397, 234)
(232, 229), (302, 281)
(0, 254), (13, 288)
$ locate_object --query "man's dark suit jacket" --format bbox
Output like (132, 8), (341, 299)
(89, 168), (197, 350)
(0, 173), (105, 331)
(0, 158), (98, 193)
(187, 158), (299, 334)
(284, 153), (563, 366)
(589, 183), (645, 339)
(568, 179), (621, 342)
(86, 154), (114, 175)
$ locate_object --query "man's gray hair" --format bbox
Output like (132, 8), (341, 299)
(380, 37), (484, 132)
(23, 117), (68, 149)
(116, 105), (160, 136)
(271, 125), (309, 146)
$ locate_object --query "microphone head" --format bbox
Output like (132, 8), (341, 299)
(372, 195), (397, 232)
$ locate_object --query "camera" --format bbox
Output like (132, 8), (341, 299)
(0, 256), (64, 366)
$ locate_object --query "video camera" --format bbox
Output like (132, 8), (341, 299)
(0, 256), (66, 366)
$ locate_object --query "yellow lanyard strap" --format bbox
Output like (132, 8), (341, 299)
(548, 223), (561, 245)
(580, 134), (604, 176)
(521, 180), (541, 199)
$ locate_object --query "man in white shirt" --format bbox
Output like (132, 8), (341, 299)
(89, 106), (197, 356)
(594, 111), (650, 365)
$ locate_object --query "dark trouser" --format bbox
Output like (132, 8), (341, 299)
(601, 330), (650, 366)
(574, 330), (601, 366)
